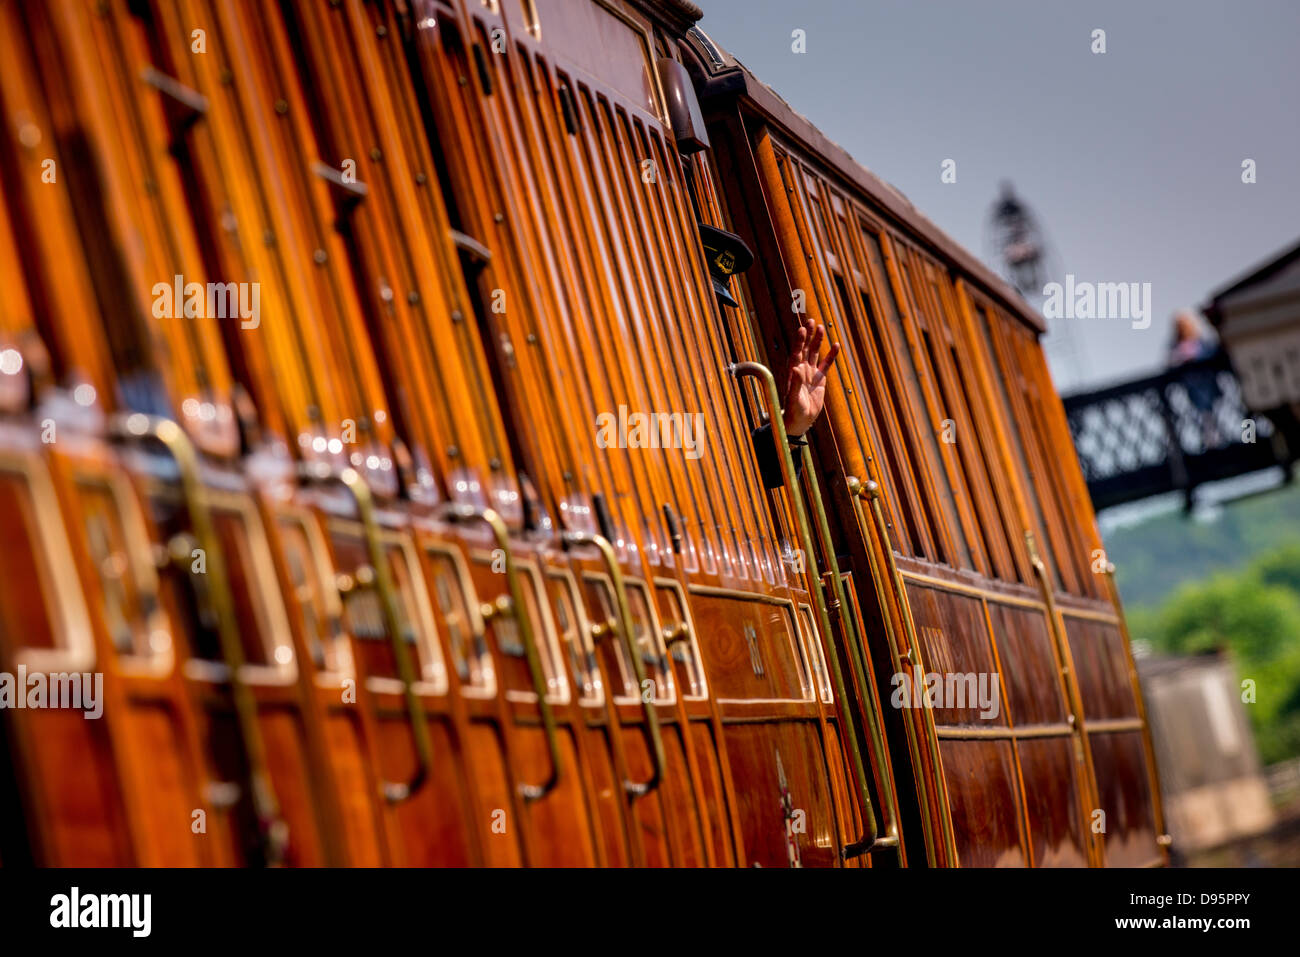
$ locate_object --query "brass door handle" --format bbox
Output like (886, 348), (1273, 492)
(661, 621), (690, 646)
(563, 530), (665, 798)
(439, 502), (561, 802)
(112, 413), (289, 865)
(302, 463), (432, 804)
(728, 363), (883, 860)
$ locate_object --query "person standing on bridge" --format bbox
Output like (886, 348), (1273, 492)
(1168, 310), (1222, 447)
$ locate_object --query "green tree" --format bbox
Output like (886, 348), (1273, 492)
(1254, 543), (1300, 595)
(1141, 558), (1300, 764)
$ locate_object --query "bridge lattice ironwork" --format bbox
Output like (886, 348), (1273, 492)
(1061, 351), (1292, 511)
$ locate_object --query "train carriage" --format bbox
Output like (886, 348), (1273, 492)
(679, 24), (1166, 865)
(0, 0), (1163, 867)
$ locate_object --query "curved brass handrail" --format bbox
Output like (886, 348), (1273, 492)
(563, 530), (664, 798)
(848, 476), (941, 864)
(302, 463), (432, 804)
(799, 446), (900, 856)
(796, 466), (900, 854)
(728, 361), (882, 859)
(112, 414), (289, 865)
(440, 502), (561, 801)
(854, 476), (959, 864)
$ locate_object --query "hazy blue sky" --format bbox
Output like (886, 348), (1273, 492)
(696, 0), (1300, 392)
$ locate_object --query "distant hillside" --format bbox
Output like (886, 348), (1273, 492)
(1106, 481), (1300, 612)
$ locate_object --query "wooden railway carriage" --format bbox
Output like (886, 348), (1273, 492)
(0, 0), (1164, 867)
(679, 26), (1168, 866)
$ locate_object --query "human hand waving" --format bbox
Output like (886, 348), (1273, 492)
(781, 315), (840, 438)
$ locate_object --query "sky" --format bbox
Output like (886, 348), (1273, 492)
(695, 0), (1300, 393)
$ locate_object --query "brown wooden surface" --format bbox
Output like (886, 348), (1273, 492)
(0, 0), (1160, 867)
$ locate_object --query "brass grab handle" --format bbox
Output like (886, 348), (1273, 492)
(798, 458), (901, 859)
(850, 476), (958, 865)
(112, 414), (289, 865)
(563, 530), (665, 798)
(301, 462), (432, 804)
(845, 476), (920, 856)
(728, 362), (882, 859)
(439, 502), (561, 802)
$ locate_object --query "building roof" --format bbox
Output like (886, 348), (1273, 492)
(1204, 236), (1300, 324)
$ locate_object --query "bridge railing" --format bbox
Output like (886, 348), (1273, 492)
(1061, 350), (1292, 511)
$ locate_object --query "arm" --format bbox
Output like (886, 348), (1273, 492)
(751, 315), (841, 489)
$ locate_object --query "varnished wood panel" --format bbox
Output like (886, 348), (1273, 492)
(1088, 731), (1160, 866)
(1017, 737), (1089, 867)
(938, 740), (1026, 867)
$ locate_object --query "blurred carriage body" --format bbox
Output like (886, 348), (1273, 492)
(0, 0), (1163, 867)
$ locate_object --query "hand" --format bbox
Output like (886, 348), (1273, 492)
(781, 315), (840, 438)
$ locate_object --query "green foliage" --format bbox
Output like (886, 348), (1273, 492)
(1133, 545), (1300, 764)
(1107, 481), (1300, 608)
(1255, 543), (1300, 594)
(1153, 576), (1300, 660)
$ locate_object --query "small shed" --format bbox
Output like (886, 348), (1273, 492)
(1137, 651), (1274, 853)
